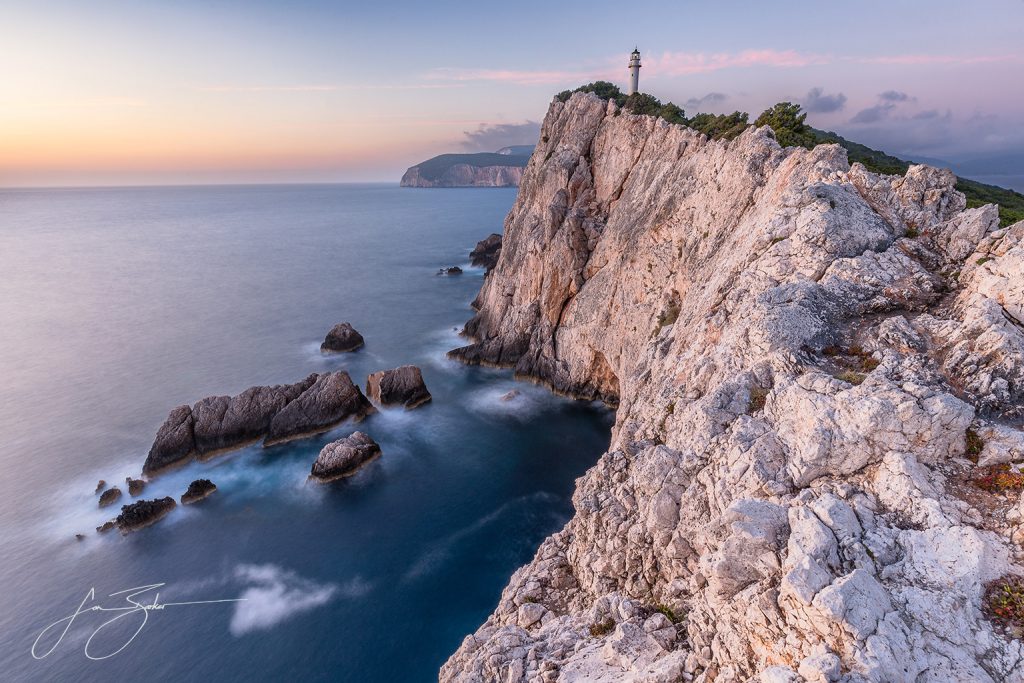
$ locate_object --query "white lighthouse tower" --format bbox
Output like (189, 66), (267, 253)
(628, 48), (641, 95)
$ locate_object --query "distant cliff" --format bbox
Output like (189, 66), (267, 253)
(400, 150), (532, 188)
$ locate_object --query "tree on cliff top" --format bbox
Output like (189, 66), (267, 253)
(754, 102), (817, 149)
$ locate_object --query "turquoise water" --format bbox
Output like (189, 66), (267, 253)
(0, 184), (611, 682)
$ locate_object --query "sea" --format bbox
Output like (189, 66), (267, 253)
(0, 184), (612, 682)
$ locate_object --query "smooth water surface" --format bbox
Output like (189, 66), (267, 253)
(0, 184), (611, 682)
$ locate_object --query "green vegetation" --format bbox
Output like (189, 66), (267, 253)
(411, 152), (530, 182)
(984, 575), (1024, 632)
(976, 257), (993, 266)
(965, 428), (985, 462)
(754, 102), (816, 149)
(654, 604), (681, 624)
(556, 86), (1024, 226)
(589, 617), (616, 637)
(973, 464), (1024, 493)
(748, 386), (769, 413)
(836, 370), (866, 386)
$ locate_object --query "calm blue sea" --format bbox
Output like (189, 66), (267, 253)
(0, 184), (611, 682)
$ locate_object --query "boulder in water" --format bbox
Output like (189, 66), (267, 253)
(321, 322), (365, 353)
(265, 371), (373, 445)
(181, 479), (217, 505)
(366, 365), (432, 409)
(116, 497), (176, 534)
(310, 431), (382, 482)
(126, 477), (146, 497)
(94, 479), (106, 494)
(438, 266), (463, 275)
(98, 487), (122, 508)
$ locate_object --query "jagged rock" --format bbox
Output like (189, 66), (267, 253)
(192, 375), (317, 454)
(265, 371), (372, 444)
(94, 479), (106, 494)
(126, 477), (146, 497)
(181, 479), (217, 504)
(144, 404), (195, 475)
(320, 322), (364, 353)
(310, 431), (381, 481)
(143, 372), (370, 474)
(96, 520), (116, 534)
(440, 91), (1024, 682)
(365, 365), (431, 409)
(470, 233), (503, 272)
(501, 390), (521, 401)
(438, 266), (463, 275)
(116, 497), (176, 534)
(98, 487), (122, 508)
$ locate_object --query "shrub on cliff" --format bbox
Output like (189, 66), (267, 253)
(687, 111), (751, 141)
(755, 102), (817, 149)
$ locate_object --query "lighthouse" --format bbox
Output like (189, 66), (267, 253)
(628, 48), (641, 95)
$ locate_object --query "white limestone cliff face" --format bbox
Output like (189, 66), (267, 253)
(443, 92), (1024, 682)
(400, 164), (525, 187)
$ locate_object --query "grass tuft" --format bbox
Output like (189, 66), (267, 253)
(589, 617), (615, 637)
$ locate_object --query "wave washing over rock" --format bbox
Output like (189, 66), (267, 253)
(443, 92), (1024, 682)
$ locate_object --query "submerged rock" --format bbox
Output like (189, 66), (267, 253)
(144, 371), (370, 474)
(366, 365), (432, 409)
(470, 233), (502, 272)
(500, 390), (521, 402)
(321, 322), (365, 353)
(98, 487), (122, 508)
(181, 479), (217, 505)
(94, 479), (106, 494)
(116, 497), (176, 534)
(126, 477), (146, 497)
(96, 520), (115, 534)
(310, 431), (382, 481)
(438, 266), (463, 275)
(75, 533), (85, 541)
(265, 371), (373, 445)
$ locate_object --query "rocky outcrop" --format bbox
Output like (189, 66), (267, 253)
(442, 92), (1024, 682)
(470, 233), (503, 273)
(439, 266), (463, 275)
(310, 431), (382, 481)
(94, 480), (106, 494)
(98, 487), (122, 508)
(321, 322), (364, 353)
(126, 477), (146, 497)
(181, 479), (217, 504)
(366, 365), (432, 409)
(116, 497), (176, 534)
(144, 371), (371, 475)
(265, 371), (373, 444)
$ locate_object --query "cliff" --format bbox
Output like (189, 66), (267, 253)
(443, 92), (1024, 682)
(400, 152), (529, 187)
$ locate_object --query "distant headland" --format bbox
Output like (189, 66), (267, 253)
(400, 146), (535, 188)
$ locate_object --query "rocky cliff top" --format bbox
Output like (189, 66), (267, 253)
(444, 91), (1024, 682)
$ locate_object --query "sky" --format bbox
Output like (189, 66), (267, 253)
(1, 0), (1021, 187)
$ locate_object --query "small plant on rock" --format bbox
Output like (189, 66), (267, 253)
(965, 429), (985, 462)
(836, 370), (866, 386)
(749, 386), (769, 413)
(984, 575), (1024, 633)
(654, 604), (680, 624)
(973, 464), (1024, 493)
(589, 617), (615, 637)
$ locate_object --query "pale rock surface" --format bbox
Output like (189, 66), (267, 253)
(442, 92), (1024, 683)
